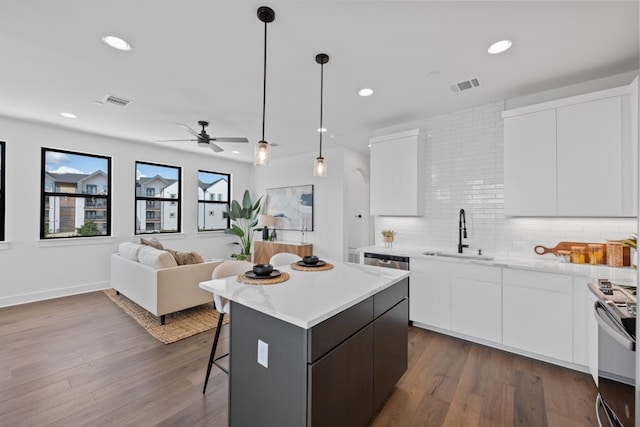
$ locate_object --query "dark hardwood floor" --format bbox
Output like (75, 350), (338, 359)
(0, 291), (598, 426)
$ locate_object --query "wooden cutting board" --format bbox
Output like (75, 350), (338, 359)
(534, 241), (630, 266)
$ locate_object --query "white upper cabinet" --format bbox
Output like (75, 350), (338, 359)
(370, 129), (424, 216)
(504, 109), (557, 216)
(503, 78), (638, 217)
(557, 96), (622, 216)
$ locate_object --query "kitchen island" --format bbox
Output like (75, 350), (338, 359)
(200, 261), (409, 427)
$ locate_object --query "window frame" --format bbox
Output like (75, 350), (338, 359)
(197, 169), (231, 232)
(40, 147), (112, 239)
(135, 161), (182, 235)
(0, 141), (5, 241)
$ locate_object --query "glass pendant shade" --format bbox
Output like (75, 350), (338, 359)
(254, 141), (270, 166)
(314, 156), (327, 177)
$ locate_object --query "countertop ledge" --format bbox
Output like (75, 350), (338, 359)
(359, 245), (637, 286)
(200, 261), (410, 329)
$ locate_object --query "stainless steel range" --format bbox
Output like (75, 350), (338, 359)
(589, 279), (636, 426)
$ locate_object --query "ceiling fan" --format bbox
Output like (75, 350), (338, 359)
(158, 121), (249, 153)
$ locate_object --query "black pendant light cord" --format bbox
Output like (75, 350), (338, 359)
(319, 61), (324, 157)
(261, 20), (267, 142)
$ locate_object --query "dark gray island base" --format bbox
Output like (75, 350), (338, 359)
(229, 277), (409, 427)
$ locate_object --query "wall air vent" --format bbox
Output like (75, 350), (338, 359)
(102, 94), (132, 107)
(450, 78), (480, 93)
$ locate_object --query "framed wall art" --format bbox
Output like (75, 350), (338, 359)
(265, 185), (313, 231)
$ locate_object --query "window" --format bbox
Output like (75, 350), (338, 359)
(135, 161), (181, 234)
(41, 148), (111, 239)
(0, 141), (4, 241)
(198, 170), (230, 231)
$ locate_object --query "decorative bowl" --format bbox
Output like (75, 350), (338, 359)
(252, 263), (274, 276)
(303, 255), (319, 265)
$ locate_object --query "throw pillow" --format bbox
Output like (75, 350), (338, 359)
(140, 237), (164, 250)
(166, 249), (205, 266)
(119, 242), (143, 261)
(138, 245), (178, 269)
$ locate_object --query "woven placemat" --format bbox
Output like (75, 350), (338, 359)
(290, 262), (334, 272)
(237, 271), (290, 285)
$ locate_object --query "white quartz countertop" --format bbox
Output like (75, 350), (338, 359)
(359, 245), (637, 286)
(199, 261), (410, 329)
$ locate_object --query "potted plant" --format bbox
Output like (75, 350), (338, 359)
(381, 229), (395, 248)
(225, 190), (263, 261)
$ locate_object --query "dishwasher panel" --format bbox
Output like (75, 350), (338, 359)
(363, 252), (410, 270)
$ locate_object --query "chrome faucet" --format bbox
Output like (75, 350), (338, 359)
(458, 208), (468, 254)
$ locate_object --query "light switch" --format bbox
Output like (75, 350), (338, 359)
(257, 339), (268, 368)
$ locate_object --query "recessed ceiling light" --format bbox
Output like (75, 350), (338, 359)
(60, 112), (77, 119)
(317, 127), (327, 133)
(101, 35), (132, 51)
(488, 39), (512, 55)
(231, 150), (240, 154)
(358, 88), (374, 97)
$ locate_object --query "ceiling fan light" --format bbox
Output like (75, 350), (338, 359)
(314, 157), (327, 177)
(254, 141), (270, 166)
(197, 139), (209, 148)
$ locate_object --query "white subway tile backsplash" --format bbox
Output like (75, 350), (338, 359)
(375, 101), (637, 258)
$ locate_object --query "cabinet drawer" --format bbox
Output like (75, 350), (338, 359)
(503, 268), (572, 294)
(374, 278), (408, 318)
(307, 297), (373, 363)
(453, 263), (501, 283)
(411, 258), (454, 275)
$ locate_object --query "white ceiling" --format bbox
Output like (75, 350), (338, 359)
(0, 1), (638, 163)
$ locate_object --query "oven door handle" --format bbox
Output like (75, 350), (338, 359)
(594, 302), (635, 351)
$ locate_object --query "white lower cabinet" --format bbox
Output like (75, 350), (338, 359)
(502, 269), (573, 363)
(450, 268), (502, 344)
(410, 258), (501, 343)
(409, 259), (451, 329)
(410, 258), (594, 369)
(572, 276), (590, 367)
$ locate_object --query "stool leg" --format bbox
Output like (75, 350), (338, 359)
(203, 312), (225, 394)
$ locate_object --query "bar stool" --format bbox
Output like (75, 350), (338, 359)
(203, 260), (253, 394)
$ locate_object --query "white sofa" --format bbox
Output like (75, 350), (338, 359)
(110, 242), (222, 325)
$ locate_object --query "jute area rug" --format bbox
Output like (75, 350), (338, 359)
(103, 289), (228, 344)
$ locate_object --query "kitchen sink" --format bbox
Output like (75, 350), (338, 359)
(422, 250), (494, 261)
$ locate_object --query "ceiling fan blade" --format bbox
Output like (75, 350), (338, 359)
(209, 142), (224, 153)
(175, 122), (200, 138)
(157, 138), (197, 142)
(211, 137), (249, 143)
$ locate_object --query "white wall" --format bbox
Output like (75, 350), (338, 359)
(251, 147), (357, 261)
(374, 77), (638, 259)
(0, 116), (252, 307)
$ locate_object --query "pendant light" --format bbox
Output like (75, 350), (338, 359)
(254, 6), (275, 166)
(314, 53), (329, 177)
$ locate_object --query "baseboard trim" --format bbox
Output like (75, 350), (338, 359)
(411, 321), (589, 375)
(0, 281), (110, 308)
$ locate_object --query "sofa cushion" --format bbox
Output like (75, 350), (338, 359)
(119, 242), (143, 261)
(140, 237), (164, 250)
(138, 245), (178, 269)
(166, 249), (205, 266)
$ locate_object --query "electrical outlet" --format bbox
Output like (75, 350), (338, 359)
(257, 339), (268, 368)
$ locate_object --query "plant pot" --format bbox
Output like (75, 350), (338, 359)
(383, 236), (394, 248)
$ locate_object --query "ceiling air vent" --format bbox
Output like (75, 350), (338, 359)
(450, 78), (480, 93)
(102, 94), (132, 107)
